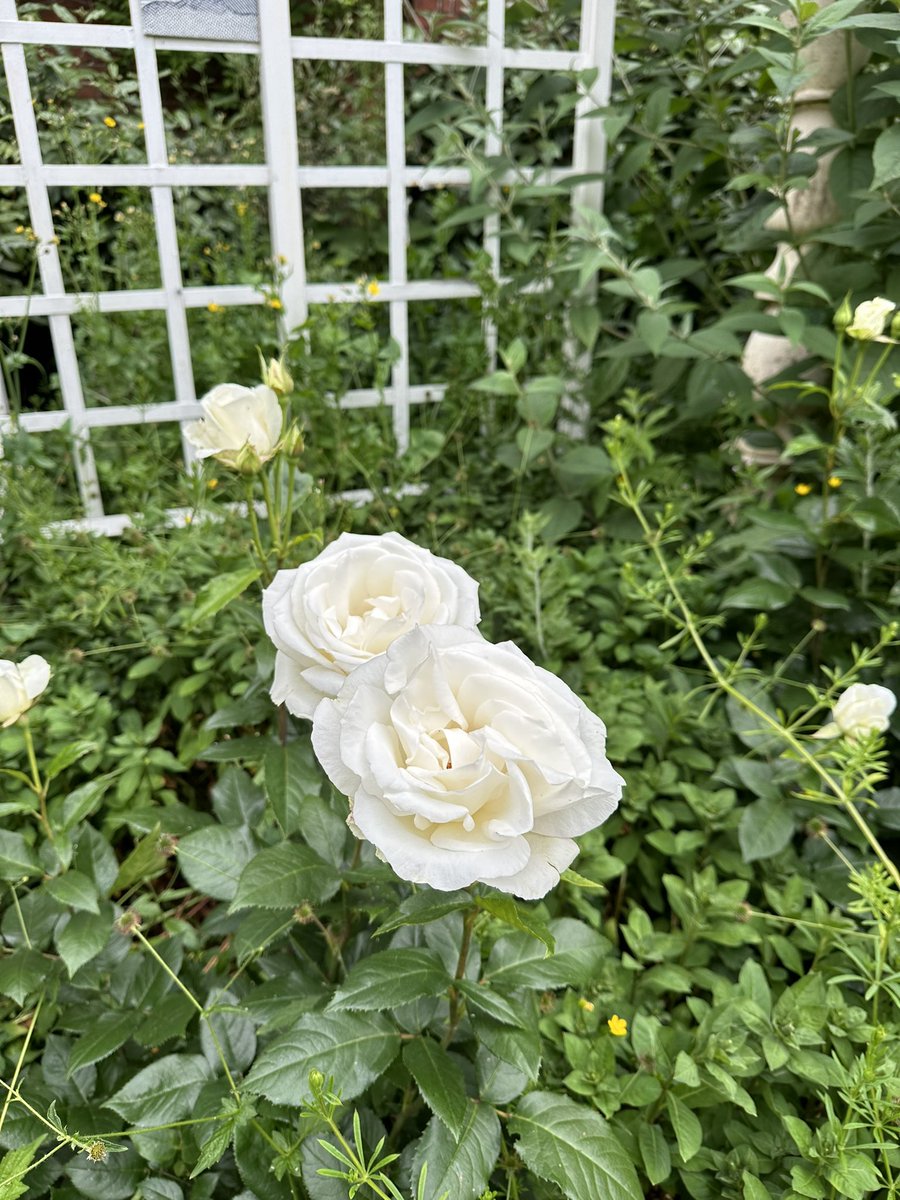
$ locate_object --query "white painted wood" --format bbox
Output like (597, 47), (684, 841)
(0, 1), (612, 531)
(129, 0), (198, 467)
(385, 0), (409, 451)
(481, 0), (506, 374)
(258, 0), (307, 335)
(1, 0), (103, 517)
(1, 385), (450, 435)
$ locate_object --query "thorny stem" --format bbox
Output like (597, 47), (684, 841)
(443, 906), (478, 1048)
(616, 467), (900, 892)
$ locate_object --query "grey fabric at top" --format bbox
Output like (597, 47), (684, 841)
(140, 0), (260, 41)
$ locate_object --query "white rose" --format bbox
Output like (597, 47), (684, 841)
(845, 297), (895, 342)
(0, 655), (51, 727)
(184, 383), (283, 468)
(311, 626), (624, 900)
(812, 683), (896, 740)
(263, 533), (481, 719)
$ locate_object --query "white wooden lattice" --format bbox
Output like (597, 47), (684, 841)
(0, 0), (615, 533)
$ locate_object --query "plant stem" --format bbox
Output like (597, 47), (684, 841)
(443, 906), (478, 1048)
(21, 723), (52, 841)
(616, 467), (900, 891)
(0, 994), (42, 1137)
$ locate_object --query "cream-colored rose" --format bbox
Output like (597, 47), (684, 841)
(184, 383), (283, 469)
(845, 297), (895, 341)
(0, 655), (51, 727)
(311, 626), (624, 899)
(812, 683), (896, 740)
(263, 533), (481, 719)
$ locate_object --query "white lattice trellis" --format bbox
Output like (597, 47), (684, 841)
(0, 0), (615, 533)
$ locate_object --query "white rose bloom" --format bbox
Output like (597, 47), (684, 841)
(311, 626), (624, 900)
(845, 297), (895, 342)
(812, 683), (896, 741)
(0, 655), (51, 727)
(263, 532), (481, 719)
(184, 383), (283, 467)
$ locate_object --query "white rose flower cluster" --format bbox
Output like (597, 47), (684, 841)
(262, 533), (624, 899)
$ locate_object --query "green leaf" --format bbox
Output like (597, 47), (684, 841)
(233, 1118), (293, 1200)
(742, 1172), (774, 1200)
(112, 828), (169, 894)
(739, 797), (794, 862)
(872, 126), (900, 189)
(0, 832), (41, 882)
(60, 775), (115, 831)
(104, 1054), (212, 1124)
(484, 918), (605, 990)
(328, 949), (450, 1011)
(187, 566), (261, 627)
(403, 1038), (469, 1141)
(177, 825), (255, 901)
(510, 1092), (642, 1200)
(373, 890), (472, 937)
(411, 1105), (501, 1200)
(0, 1137), (45, 1200)
(190, 1097), (253, 1178)
(570, 305), (601, 350)
(636, 311), (669, 356)
(639, 1123), (671, 1186)
(264, 738), (322, 836)
(230, 842), (340, 912)
(455, 978), (526, 1027)
(68, 1011), (136, 1074)
(45, 740), (99, 783)
(721, 579), (794, 611)
(473, 1020), (541, 1080)
(245, 1011), (400, 1105)
(0, 948), (48, 1006)
(45, 870), (100, 914)
(66, 1148), (144, 1200)
(471, 370), (521, 396)
(54, 906), (113, 977)
(210, 767), (266, 828)
(476, 894), (554, 954)
(666, 1094), (703, 1163)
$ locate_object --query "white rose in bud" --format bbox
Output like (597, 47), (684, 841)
(311, 626), (624, 900)
(0, 656), (51, 727)
(262, 356), (294, 396)
(845, 297), (895, 342)
(184, 383), (283, 468)
(263, 533), (481, 719)
(812, 683), (896, 741)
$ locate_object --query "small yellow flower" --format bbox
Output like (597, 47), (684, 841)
(137, 121), (145, 130)
(608, 1014), (628, 1037)
(235, 201), (248, 217)
(311, 239), (321, 250)
(202, 245), (212, 256)
(578, 998), (595, 1012)
(88, 192), (103, 205)
(267, 297), (283, 310)
(794, 482), (812, 496)
(827, 475), (842, 489)
(15, 225), (24, 233)
(207, 303), (224, 314)
(366, 280), (381, 298)
(103, 116), (117, 128)
(207, 478), (219, 489)
(277, 254), (288, 265)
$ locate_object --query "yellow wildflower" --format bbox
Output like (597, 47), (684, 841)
(794, 482), (812, 496)
(578, 998), (595, 1013)
(138, 121), (145, 130)
(207, 303), (224, 314)
(827, 475), (842, 489)
(207, 478), (219, 489)
(103, 116), (117, 128)
(235, 201), (248, 217)
(88, 192), (103, 205)
(267, 297), (283, 310)
(608, 1014), (628, 1037)
(366, 280), (381, 298)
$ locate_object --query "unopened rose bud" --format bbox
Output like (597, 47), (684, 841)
(234, 442), (264, 476)
(891, 311), (900, 340)
(280, 424), (304, 459)
(262, 354), (294, 396)
(832, 294), (852, 333)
